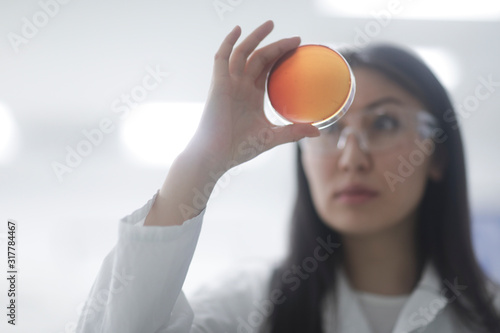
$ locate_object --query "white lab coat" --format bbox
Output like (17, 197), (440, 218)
(75, 191), (498, 333)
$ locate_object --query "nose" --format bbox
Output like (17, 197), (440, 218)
(336, 131), (372, 173)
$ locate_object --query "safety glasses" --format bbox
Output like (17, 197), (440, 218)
(299, 103), (439, 155)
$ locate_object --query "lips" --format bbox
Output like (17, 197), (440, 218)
(334, 185), (379, 204)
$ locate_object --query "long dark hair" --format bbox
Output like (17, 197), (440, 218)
(261, 44), (500, 332)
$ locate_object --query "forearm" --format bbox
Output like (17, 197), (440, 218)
(144, 148), (225, 226)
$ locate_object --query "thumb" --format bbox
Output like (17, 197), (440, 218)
(271, 123), (320, 147)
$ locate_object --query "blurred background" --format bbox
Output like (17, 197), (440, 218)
(0, 0), (499, 331)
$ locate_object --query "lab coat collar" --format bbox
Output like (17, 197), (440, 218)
(392, 262), (449, 333)
(322, 261), (449, 333)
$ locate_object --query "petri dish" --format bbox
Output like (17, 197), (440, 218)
(264, 44), (356, 130)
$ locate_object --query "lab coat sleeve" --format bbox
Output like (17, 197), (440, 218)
(75, 190), (206, 333)
(188, 261), (274, 332)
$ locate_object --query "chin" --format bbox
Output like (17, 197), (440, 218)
(327, 221), (389, 236)
(322, 210), (395, 236)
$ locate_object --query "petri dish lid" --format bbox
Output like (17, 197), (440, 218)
(264, 44), (356, 130)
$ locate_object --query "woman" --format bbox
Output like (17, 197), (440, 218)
(76, 20), (500, 333)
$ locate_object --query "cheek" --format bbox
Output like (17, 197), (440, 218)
(379, 148), (432, 215)
(301, 153), (335, 209)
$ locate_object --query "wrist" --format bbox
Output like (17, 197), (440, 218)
(178, 145), (229, 181)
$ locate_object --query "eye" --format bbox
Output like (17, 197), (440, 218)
(372, 114), (400, 131)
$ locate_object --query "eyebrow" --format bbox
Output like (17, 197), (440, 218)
(326, 96), (406, 132)
(362, 97), (404, 112)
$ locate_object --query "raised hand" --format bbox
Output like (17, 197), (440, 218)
(187, 20), (320, 174)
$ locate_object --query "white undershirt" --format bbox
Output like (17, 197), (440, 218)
(355, 290), (410, 333)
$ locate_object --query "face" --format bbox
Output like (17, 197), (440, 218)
(301, 67), (443, 236)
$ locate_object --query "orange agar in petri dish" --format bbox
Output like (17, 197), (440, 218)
(265, 44), (355, 129)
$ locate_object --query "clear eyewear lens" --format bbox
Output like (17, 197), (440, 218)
(300, 109), (438, 154)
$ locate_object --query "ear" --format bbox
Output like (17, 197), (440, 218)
(428, 147), (446, 182)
